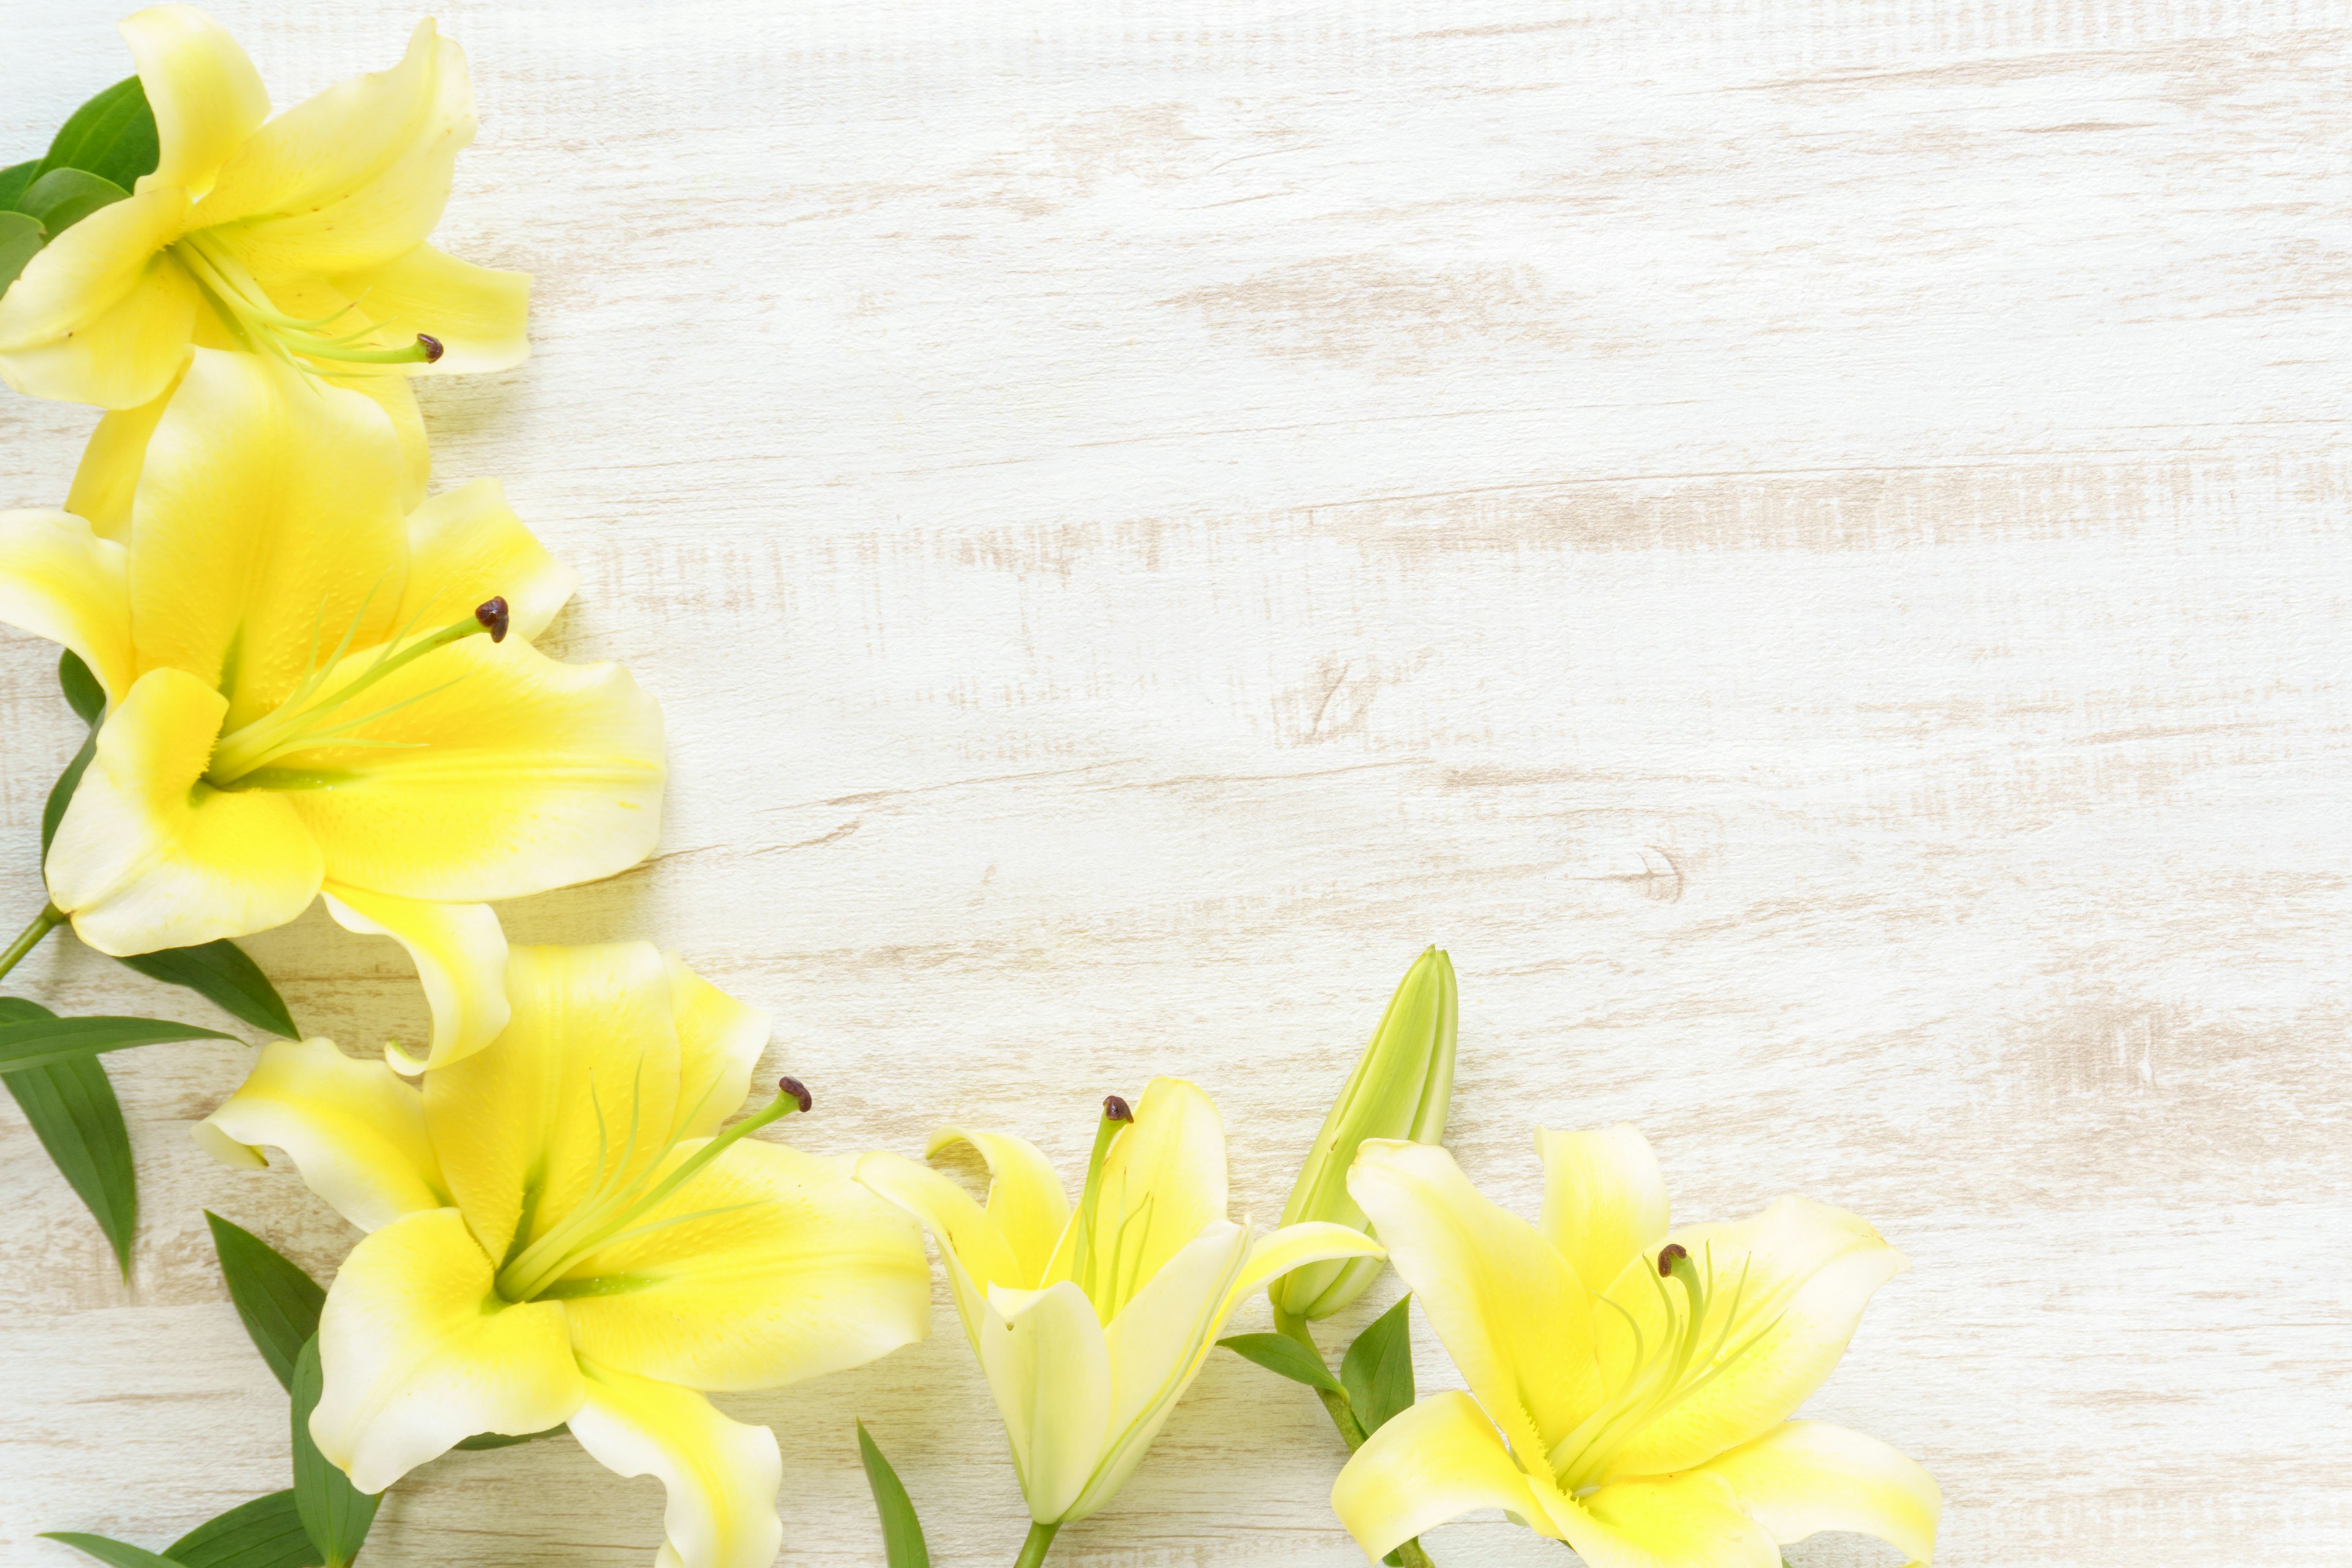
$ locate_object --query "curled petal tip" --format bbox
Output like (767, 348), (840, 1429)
(417, 333), (445, 363)
(1102, 1093), (1133, 1122)
(778, 1076), (812, 1113)
(474, 596), (510, 642)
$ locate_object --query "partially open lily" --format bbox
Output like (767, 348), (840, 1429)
(0, 345), (662, 1070)
(197, 943), (933, 1568)
(857, 1078), (1382, 1555)
(1329, 1129), (1939, 1567)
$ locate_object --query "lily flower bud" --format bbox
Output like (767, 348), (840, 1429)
(1270, 946), (1458, 1321)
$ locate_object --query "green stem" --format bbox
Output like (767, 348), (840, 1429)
(1273, 1307), (1436, 1567)
(1012, 1520), (1060, 1568)
(0, 903), (64, 983)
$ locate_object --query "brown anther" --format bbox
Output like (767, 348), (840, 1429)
(474, 597), (510, 643)
(1102, 1094), (1133, 1122)
(417, 333), (445, 363)
(778, 1076), (812, 1113)
(1658, 1243), (1690, 1277)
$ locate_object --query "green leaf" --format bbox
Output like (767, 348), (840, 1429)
(855, 1421), (931, 1568)
(205, 1212), (325, 1393)
(452, 1425), (566, 1450)
(1216, 1331), (1344, 1395)
(118, 942), (300, 1039)
(0, 209), (42, 294)
(1341, 1295), (1415, 1438)
(17, 166), (128, 238)
(39, 77), (160, 192)
(1, 1043), (136, 1275)
(167, 1491), (316, 1568)
(61, 648), (107, 724)
(43, 728), (98, 860)
(37, 1534), (178, 1568)
(0, 159), (37, 209)
(0, 1013), (239, 1075)
(293, 1337), (381, 1567)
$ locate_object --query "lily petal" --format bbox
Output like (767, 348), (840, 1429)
(925, 1126), (1068, 1284)
(1594, 1196), (1907, 1480)
(195, 1035), (448, 1231)
(0, 509), (132, 702)
(558, 1139), (930, 1392)
(194, 21), (471, 276)
(1218, 1219), (1383, 1321)
(856, 1149), (1025, 1297)
(320, 883), (510, 1073)
(312, 1206), (585, 1493)
(570, 1359), (783, 1568)
(1069, 1076), (1226, 1314)
(65, 375), (178, 544)
(396, 477), (575, 644)
(1348, 1139), (1603, 1468)
(1332, 1390), (1566, 1561)
(664, 955), (769, 1141)
(1536, 1124), (1670, 1297)
(0, 188), (198, 408)
(46, 666), (323, 954)
(976, 1278), (1110, 1524)
(329, 366), (429, 510)
(1700, 1420), (1939, 1567)
(330, 243), (530, 374)
(1557, 1471), (1779, 1568)
(119, 4), (270, 197)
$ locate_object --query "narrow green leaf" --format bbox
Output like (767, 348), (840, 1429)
(0, 1013), (238, 1074)
(453, 1425), (566, 1450)
(17, 166), (129, 237)
(43, 728), (99, 860)
(118, 941), (300, 1039)
(856, 1422), (932, 1568)
(1216, 1331), (1344, 1394)
(0, 209), (43, 294)
(1340, 1295), (1415, 1438)
(0, 159), (37, 209)
(37, 1534), (178, 1568)
(60, 648), (106, 724)
(39, 77), (161, 192)
(293, 1337), (380, 1567)
(2, 1046), (136, 1275)
(204, 1212), (325, 1394)
(166, 1491), (315, 1568)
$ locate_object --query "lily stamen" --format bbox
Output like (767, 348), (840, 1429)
(175, 229), (442, 371)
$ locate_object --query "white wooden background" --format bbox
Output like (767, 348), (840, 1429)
(4, 2), (2348, 1564)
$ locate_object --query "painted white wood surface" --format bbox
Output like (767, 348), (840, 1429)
(3, 1), (2348, 1564)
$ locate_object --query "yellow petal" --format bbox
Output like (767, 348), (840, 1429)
(1593, 1196), (1907, 1480)
(1536, 1124), (1670, 1297)
(664, 956), (769, 1141)
(328, 366), (429, 510)
(976, 1278), (1110, 1524)
(1332, 1390), (1567, 1561)
(1218, 1219), (1384, 1322)
(395, 477), (575, 643)
(126, 347), (406, 728)
(320, 884), (510, 1073)
(558, 1139), (930, 1392)
(0, 509), (132, 703)
(423, 942), (684, 1265)
(1700, 1420), (1939, 1567)
(196, 1035), (449, 1231)
(1347, 1139), (1603, 1469)
(0, 188), (197, 408)
(1557, 1471), (1779, 1568)
(194, 21), (472, 275)
(312, 1206), (584, 1494)
(47, 666), (322, 954)
(1062, 1076), (1226, 1313)
(119, 4), (270, 196)
(330, 243), (530, 374)
(570, 1359), (783, 1568)
(272, 632), (665, 903)
(65, 373), (178, 545)
(856, 1149), (1025, 1296)
(925, 1126), (1068, 1284)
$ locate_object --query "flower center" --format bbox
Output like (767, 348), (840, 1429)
(173, 228), (443, 372)
(492, 1077), (810, 1305)
(205, 597), (508, 789)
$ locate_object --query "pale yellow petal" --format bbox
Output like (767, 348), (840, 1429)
(65, 374), (177, 544)
(1070, 1076), (1226, 1315)
(856, 1149), (1026, 1294)
(1537, 1124), (1670, 1298)
(976, 1278), (1110, 1525)
(125, 347), (406, 727)
(195, 22), (472, 275)
(196, 1035), (448, 1231)
(1332, 1390), (1567, 1561)
(1700, 1420), (1939, 1567)
(312, 1206), (584, 1493)
(1557, 1471), (1779, 1568)
(119, 4), (270, 195)
(423, 942), (682, 1265)
(46, 666), (322, 954)
(1218, 1220), (1384, 1322)
(0, 188), (197, 408)
(331, 243), (529, 374)
(320, 884), (510, 1073)
(0, 509), (132, 702)
(327, 366), (429, 509)
(664, 956), (768, 1141)
(1593, 1197), (1907, 1480)
(570, 1360), (783, 1568)
(1347, 1139), (1603, 1468)
(925, 1126), (1068, 1284)
(395, 477), (575, 643)
(558, 1139), (930, 1393)
(272, 633), (665, 903)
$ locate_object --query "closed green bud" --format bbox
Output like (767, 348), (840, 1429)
(1270, 946), (1458, 1321)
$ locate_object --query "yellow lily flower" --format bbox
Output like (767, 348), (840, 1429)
(196, 942), (933, 1568)
(0, 345), (662, 1070)
(1330, 1129), (1939, 1568)
(857, 1077), (1384, 1540)
(0, 3), (525, 483)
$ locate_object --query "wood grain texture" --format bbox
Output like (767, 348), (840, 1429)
(4, 1), (2347, 1564)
